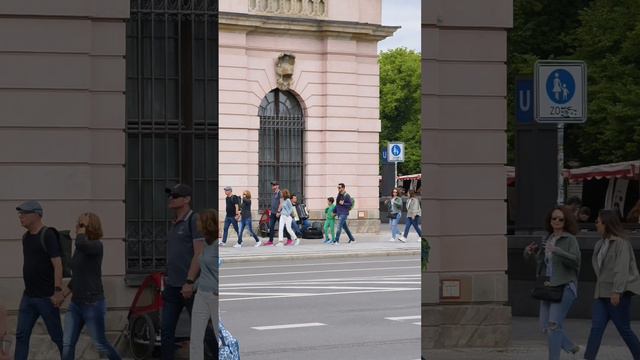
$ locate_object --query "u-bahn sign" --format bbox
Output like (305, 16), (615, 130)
(534, 60), (587, 123)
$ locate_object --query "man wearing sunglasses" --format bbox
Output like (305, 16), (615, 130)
(14, 201), (64, 359)
(334, 183), (356, 244)
(162, 184), (215, 359)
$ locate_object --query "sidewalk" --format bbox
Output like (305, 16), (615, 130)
(426, 316), (640, 359)
(219, 228), (420, 263)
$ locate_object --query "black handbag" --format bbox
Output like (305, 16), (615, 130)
(531, 276), (564, 302)
(387, 212), (398, 219)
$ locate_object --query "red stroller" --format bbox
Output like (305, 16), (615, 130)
(127, 272), (217, 359)
(127, 272), (165, 359)
(258, 209), (271, 237)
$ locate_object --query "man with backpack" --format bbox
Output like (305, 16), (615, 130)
(220, 186), (242, 248)
(161, 184), (216, 359)
(333, 183), (356, 244)
(15, 201), (64, 359)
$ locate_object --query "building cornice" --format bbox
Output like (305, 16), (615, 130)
(219, 11), (398, 41)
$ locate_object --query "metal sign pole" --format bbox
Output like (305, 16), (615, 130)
(557, 123), (565, 205)
(394, 161), (398, 188)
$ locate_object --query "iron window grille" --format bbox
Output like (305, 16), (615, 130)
(258, 89), (304, 210)
(125, 0), (218, 280)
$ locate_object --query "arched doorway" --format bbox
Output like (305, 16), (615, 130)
(258, 89), (304, 210)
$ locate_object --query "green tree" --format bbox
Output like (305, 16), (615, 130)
(564, 0), (640, 165)
(379, 47), (421, 174)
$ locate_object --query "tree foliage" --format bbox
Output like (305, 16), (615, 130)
(379, 47), (421, 174)
(508, 0), (640, 167)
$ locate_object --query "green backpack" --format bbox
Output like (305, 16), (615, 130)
(346, 193), (355, 211)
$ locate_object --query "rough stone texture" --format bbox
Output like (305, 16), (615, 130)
(423, 305), (512, 349)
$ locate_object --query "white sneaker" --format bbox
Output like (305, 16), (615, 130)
(254, 240), (262, 247)
(294, 239), (300, 246)
(233, 243), (242, 248)
(389, 238), (396, 242)
(219, 241), (226, 246)
(398, 236), (407, 243)
(275, 242), (284, 247)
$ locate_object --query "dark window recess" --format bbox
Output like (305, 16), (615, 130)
(258, 89), (304, 210)
(125, 0), (218, 281)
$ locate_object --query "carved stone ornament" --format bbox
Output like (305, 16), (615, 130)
(276, 53), (296, 91)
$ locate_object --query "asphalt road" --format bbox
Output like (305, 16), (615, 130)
(219, 256), (421, 360)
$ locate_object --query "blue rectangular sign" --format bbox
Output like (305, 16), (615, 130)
(516, 78), (533, 124)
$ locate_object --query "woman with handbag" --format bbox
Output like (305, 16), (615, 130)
(385, 188), (404, 242)
(524, 205), (581, 360)
(584, 209), (640, 359)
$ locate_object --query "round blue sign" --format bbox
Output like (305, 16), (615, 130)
(391, 144), (401, 156)
(545, 69), (575, 105)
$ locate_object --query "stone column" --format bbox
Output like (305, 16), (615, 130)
(421, 0), (513, 350)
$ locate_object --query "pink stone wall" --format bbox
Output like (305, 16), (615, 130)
(219, 1), (386, 225)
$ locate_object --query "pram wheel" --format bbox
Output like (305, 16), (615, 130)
(129, 314), (156, 360)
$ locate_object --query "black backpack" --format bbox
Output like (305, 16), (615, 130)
(24, 226), (73, 278)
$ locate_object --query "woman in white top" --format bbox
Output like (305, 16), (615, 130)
(277, 189), (299, 246)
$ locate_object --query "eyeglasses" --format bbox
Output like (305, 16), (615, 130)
(18, 211), (35, 215)
(551, 217), (565, 222)
(168, 194), (183, 199)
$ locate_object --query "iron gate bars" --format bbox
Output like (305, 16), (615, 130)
(125, 0), (218, 278)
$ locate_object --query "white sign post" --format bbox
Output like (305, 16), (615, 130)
(388, 142), (405, 184)
(534, 60), (587, 205)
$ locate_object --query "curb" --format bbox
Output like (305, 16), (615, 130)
(221, 249), (420, 263)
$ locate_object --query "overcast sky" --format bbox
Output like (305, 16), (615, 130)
(378, 0), (421, 53)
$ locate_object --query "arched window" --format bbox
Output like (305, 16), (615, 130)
(258, 89), (304, 209)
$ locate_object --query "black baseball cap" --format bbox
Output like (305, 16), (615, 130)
(270, 181), (279, 186)
(165, 184), (192, 197)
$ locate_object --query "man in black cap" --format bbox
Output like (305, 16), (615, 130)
(264, 181), (284, 246)
(14, 201), (64, 359)
(161, 184), (215, 359)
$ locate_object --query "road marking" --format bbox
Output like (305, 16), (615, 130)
(413, 322), (421, 325)
(385, 316), (421, 321)
(251, 322), (327, 331)
(221, 287), (418, 302)
(222, 258), (419, 270)
(220, 266), (417, 278)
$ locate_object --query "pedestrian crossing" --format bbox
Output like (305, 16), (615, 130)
(220, 273), (421, 302)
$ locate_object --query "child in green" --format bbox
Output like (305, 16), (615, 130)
(323, 197), (336, 243)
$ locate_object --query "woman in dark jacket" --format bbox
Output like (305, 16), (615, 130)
(239, 190), (261, 247)
(61, 213), (120, 360)
(584, 209), (640, 359)
(524, 205), (581, 360)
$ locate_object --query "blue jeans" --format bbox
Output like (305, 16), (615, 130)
(291, 219), (310, 237)
(539, 285), (577, 360)
(62, 299), (120, 360)
(15, 294), (63, 360)
(161, 286), (216, 360)
(390, 212), (401, 239)
(334, 214), (354, 242)
(268, 212), (277, 242)
(403, 215), (423, 238)
(239, 217), (259, 244)
(585, 294), (640, 359)
(222, 216), (239, 244)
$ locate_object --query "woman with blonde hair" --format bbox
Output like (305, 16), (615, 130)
(190, 209), (221, 359)
(239, 190), (262, 247)
(277, 189), (299, 246)
(61, 213), (121, 360)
